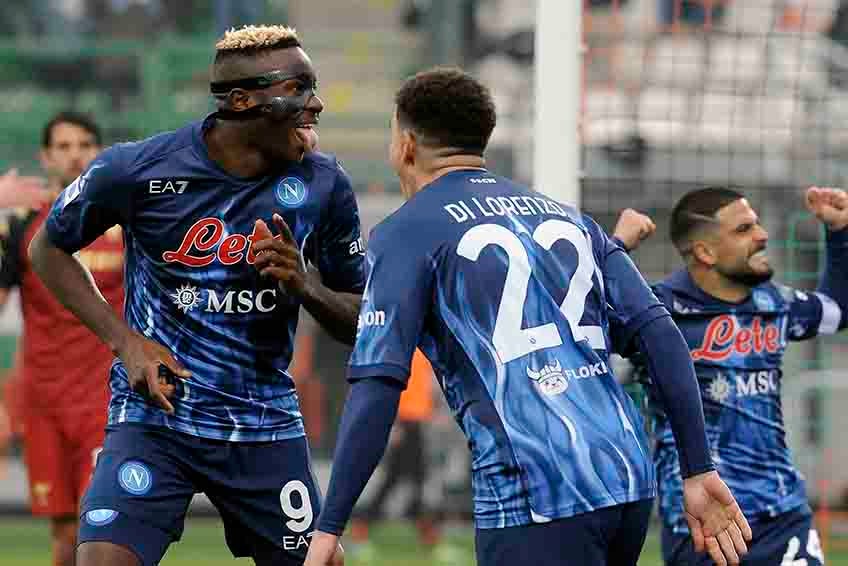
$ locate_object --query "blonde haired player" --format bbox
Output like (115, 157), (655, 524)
(31, 25), (360, 566)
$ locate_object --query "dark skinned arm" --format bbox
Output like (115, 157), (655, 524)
(252, 214), (361, 346)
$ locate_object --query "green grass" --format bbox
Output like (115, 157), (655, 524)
(1, 517), (848, 565)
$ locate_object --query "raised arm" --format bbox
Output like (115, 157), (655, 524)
(807, 187), (848, 325)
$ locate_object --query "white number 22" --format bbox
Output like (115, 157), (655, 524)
(457, 220), (605, 364)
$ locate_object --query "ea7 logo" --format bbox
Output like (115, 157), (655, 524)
(149, 180), (189, 194)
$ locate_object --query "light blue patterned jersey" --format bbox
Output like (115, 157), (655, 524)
(349, 170), (666, 529)
(46, 115), (366, 441)
(643, 270), (842, 532)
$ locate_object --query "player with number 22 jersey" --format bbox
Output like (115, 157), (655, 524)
(306, 68), (751, 566)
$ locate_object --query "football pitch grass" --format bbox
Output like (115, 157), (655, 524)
(2, 516), (848, 565)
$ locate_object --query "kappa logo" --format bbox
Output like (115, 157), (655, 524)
(275, 177), (308, 208)
(118, 461), (152, 495)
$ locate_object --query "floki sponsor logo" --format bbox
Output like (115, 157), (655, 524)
(525, 359), (609, 396)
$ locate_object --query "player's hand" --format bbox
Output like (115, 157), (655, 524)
(683, 470), (752, 566)
(0, 169), (50, 210)
(252, 214), (308, 296)
(612, 208), (656, 251)
(303, 531), (344, 566)
(805, 186), (848, 231)
(116, 332), (191, 415)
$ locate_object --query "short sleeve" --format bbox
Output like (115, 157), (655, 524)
(347, 225), (435, 385)
(45, 146), (131, 254)
(784, 286), (841, 340)
(0, 213), (30, 289)
(314, 163), (366, 293)
(603, 239), (669, 351)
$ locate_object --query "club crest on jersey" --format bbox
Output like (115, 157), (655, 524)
(752, 289), (777, 312)
(526, 359), (569, 396)
(275, 177), (308, 208)
(691, 315), (780, 362)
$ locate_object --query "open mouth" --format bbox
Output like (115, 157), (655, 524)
(293, 122), (317, 153)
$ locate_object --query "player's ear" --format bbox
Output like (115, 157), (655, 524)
(691, 239), (717, 267)
(401, 130), (417, 165)
(226, 89), (253, 111)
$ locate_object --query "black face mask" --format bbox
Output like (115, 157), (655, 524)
(210, 70), (317, 122)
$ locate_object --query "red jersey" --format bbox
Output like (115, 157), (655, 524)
(0, 205), (124, 412)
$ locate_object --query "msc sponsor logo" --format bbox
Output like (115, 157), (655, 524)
(707, 370), (779, 403)
(118, 461), (152, 495)
(170, 283), (278, 314)
(85, 509), (119, 526)
(275, 177), (308, 208)
(163, 218), (279, 267)
(691, 315), (780, 362)
(207, 288), (277, 314)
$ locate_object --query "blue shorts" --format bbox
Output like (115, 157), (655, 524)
(78, 424), (322, 566)
(662, 505), (825, 566)
(475, 499), (654, 566)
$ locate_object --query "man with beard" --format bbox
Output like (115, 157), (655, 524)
(613, 186), (848, 565)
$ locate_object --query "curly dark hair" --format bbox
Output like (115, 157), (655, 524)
(395, 67), (496, 156)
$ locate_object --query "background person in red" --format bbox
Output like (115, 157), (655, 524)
(0, 112), (124, 566)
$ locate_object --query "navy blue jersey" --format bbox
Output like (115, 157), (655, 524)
(643, 269), (841, 533)
(46, 115), (366, 442)
(349, 170), (666, 529)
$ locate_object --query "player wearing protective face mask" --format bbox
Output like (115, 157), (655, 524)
(29, 25), (362, 566)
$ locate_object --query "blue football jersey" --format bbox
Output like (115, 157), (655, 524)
(643, 269), (841, 533)
(349, 170), (667, 529)
(46, 115), (366, 442)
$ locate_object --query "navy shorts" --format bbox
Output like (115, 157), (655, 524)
(78, 424), (322, 566)
(475, 499), (654, 566)
(662, 505), (825, 566)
